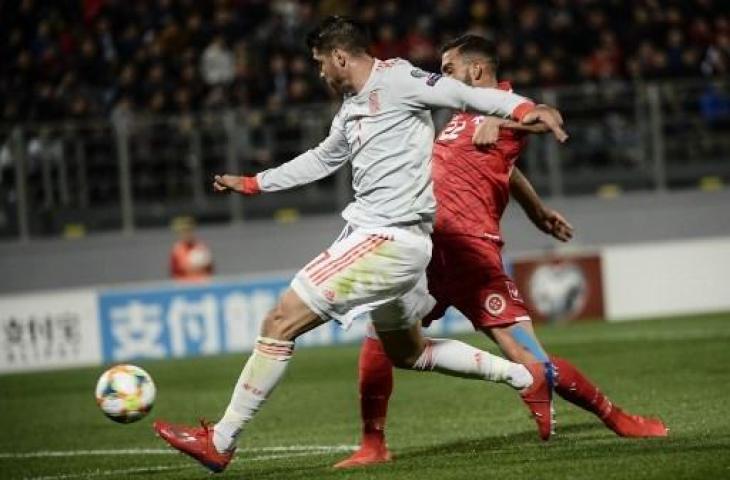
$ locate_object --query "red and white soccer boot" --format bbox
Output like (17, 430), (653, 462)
(603, 407), (669, 437)
(333, 441), (392, 469)
(153, 419), (234, 473)
(520, 362), (555, 441)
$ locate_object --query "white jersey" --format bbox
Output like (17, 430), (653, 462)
(256, 58), (532, 231)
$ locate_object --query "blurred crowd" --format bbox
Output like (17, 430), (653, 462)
(1, 0), (729, 124)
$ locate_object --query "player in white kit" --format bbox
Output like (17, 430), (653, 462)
(153, 16), (568, 473)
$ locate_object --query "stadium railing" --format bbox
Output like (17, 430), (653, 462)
(1, 78), (728, 241)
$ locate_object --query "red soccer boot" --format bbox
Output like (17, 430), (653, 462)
(603, 407), (669, 438)
(153, 419), (234, 473)
(333, 436), (392, 469)
(520, 362), (555, 441)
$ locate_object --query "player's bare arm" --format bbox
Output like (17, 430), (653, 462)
(509, 167), (573, 242)
(472, 104), (565, 145)
(521, 105), (567, 142)
(472, 113), (552, 147)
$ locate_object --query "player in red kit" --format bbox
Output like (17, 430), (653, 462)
(335, 35), (668, 469)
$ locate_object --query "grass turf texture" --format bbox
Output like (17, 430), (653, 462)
(2, 313), (730, 480)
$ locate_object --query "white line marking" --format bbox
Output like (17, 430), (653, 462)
(0, 444), (357, 459)
(247, 445), (356, 453)
(246, 451), (344, 462)
(23, 465), (191, 480)
(21, 450), (354, 480)
(3, 450), (171, 459)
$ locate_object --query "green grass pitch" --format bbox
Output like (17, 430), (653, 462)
(2, 313), (730, 479)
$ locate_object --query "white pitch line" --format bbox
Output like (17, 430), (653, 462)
(246, 451), (348, 462)
(1, 450), (171, 459)
(21, 450), (354, 480)
(22, 465), (191, 480)
(0, 444), (357, 459)
(246, 445), (357, 453)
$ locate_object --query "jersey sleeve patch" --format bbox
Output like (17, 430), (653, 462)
(410, 69), (443, 86)
(426, 73), (443, 86)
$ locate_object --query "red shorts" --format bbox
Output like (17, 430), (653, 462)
(424, 235), (531, 329)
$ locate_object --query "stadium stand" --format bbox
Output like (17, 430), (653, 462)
(0, 0), (729, 237)
(1, 0), (729, 121)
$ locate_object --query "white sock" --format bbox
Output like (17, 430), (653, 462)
(213, 337), (294, 453)
(412, 338), (532, 390)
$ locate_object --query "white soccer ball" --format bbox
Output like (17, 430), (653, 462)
(95, 364), (156, 424)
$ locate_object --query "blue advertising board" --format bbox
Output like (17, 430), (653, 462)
(98, 274), (476, 364)
(98, 277), (289, 363)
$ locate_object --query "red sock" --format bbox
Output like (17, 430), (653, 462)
(358, 337), (393, 448)
(551, 356), (615, 421)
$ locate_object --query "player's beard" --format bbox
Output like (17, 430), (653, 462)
(327, 76), (347, 96)
(464, 71), (473, 86)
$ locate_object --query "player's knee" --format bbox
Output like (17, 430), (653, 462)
(386, 349), (421, 369)
(260, 303), (297, 341)
(261, 291), (320, 341)
(377, 327), (427, 369)
(390, 355), (417, 369)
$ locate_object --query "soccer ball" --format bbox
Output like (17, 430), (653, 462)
(95, 364), (156, 424)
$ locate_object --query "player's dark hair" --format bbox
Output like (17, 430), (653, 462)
(441, 34), (499, 72)
(306, 16), (370, 55)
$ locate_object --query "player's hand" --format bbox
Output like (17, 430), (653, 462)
(535, 207), (574, 242)
(522, 105), (568, 143)
(213, 174), (261, 195)
(529, 206), (573, 241)
(472, 117), (505, 147)
(213, 174), (240, 193)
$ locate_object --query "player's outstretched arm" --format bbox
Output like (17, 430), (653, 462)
(472, 114), (552, 147)
(395, 64), (567, 142)
(473, 103), (563, 147)
(521, 105), (568, 143)
(471, 105), (567, 146)
(509, 167), (573, 242)
(397, 66), (532, 120)
(213, 112), (350, 195)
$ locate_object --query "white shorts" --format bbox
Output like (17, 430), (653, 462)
(291, 224), (436, 331)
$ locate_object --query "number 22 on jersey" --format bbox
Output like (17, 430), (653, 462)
(437, 115), (484, 142)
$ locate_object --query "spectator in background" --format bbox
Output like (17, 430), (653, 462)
(169, 217), (214, 282)
(268, 53), (290, 104)
(404, 17), (438, 70)
(700, 80), (730, 127)
(702, 32), (730, 76)
(1, 0), (730, 122)
(371, 24), (405, 59)
(200, 34), (235, 86)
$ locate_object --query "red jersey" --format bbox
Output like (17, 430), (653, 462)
(431, 82), (527, 241)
